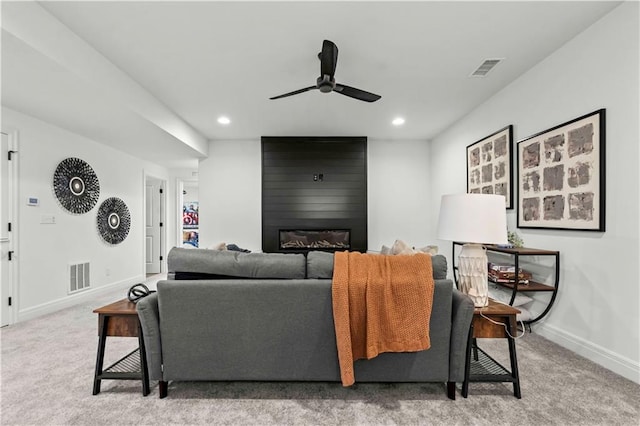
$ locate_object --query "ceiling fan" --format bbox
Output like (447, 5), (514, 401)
(270, 40), (381, 103)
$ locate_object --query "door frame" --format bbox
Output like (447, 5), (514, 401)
(1, 130), (19, 326)
(143, 172), (166, 275)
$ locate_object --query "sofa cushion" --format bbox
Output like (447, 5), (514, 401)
(305, 251), (448, 280)
(167, 247), (306, 279)
(306, 251), (335, 279)
(431, 255), (447, 280)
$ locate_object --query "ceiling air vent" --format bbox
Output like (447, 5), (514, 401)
(470, 58), (503, 77)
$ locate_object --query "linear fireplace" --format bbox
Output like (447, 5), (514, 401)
(262, 136), (367, 253)
(280, 229), (350, 251)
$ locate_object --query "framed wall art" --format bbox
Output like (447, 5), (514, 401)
(466, 125), (513, 209)
(517, 109), (605, 231)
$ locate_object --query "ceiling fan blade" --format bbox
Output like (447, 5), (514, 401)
(334, 84), (381, 102)
(269, 86), (317, 100)
(320, 40), (338, 78)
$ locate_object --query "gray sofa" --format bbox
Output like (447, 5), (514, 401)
(136, 248), (474, 399)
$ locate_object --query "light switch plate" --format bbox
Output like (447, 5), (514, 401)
(41, 215), (56, 224)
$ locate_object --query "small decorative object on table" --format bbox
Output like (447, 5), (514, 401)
(127, 283), (155, 303)
(488, 263), (532, 285)
(507, 230), (524, 248)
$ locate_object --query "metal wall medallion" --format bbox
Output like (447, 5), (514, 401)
(53, 157), (100, 214)
(97, 197), (131, 245)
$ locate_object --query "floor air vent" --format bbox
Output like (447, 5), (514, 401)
(470, 58), (503, 77)
(69, 262), (90, 294)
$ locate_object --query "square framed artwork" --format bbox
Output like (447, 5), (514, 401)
(517, 109), (605, 231)
(466, 125), (513, 209)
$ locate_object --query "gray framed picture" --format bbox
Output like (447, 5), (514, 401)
(466, 125), (514, 209)
(517, 109), (605, 231)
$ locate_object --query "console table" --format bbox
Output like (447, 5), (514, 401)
(463, 299), (521, 398)
(92, 298), (149, 396)
(452, 242), (560, 325)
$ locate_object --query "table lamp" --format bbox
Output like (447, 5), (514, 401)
(437, 194), (508, 307)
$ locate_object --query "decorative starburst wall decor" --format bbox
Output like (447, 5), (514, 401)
(96, 197), (131, 245)
(52, 157), (100, 214)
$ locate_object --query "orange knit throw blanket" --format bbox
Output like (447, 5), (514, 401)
(332, 251), (435, 386)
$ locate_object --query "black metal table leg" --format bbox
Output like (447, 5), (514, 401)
(506, 321), (522, 399)
(92, 315), (109, 395)
(462, 322), (474, 398)
(159, 381), (168, 398)
(472, 337), (479, 361)
(137, 324), (150, 396)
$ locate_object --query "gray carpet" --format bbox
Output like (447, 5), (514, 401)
(1, 277), (638, 425)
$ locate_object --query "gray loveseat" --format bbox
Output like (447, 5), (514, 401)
(136, 248), (474, 399)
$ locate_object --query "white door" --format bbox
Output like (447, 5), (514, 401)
(1, 133), (15, 326)
(145, 180), (162, 274)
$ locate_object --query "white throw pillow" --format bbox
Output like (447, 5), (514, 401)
(390, 239), (415, 255)
(209, 242), (227, 251)
(417, 245), (438, 255)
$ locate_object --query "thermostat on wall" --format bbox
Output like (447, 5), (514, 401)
(27, 197), (39, 206)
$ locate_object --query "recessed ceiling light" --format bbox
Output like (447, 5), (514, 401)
(217, 116), (231, 125)
(392, 117), (405, 126)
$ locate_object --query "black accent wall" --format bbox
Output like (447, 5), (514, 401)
(262, 137), (367, 253)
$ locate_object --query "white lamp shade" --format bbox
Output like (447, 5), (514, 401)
(437, 194), (508, 244)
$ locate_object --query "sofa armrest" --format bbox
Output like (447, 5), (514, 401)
(448, 289), (474, 382)
(136, 293), (163, 381)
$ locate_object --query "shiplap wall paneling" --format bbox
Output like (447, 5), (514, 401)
(261, 137), (367, 253)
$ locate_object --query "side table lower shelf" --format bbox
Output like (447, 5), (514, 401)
(100, 348), (144, 380)
(467, 346), (517, 386)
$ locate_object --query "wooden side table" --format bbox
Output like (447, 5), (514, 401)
(462, 298), (521, 398)
(92, 298), (150, 396)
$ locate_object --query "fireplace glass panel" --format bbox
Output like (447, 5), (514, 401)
(279, 230), (350, 250)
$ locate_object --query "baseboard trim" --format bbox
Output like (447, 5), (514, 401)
(535, 322), (639, 384)
(17, 276), (143, 322)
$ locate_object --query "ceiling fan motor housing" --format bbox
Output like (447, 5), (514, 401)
(317, 75), (336, 93)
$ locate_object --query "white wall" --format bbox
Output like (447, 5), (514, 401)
(2, 107), (170, 321)
(183, 183), (199, 203)
(429, 2), (639, 383)
(198, 140), (262, 251)
(197, 139), (433, 253)
(368, 139), (432, 250)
